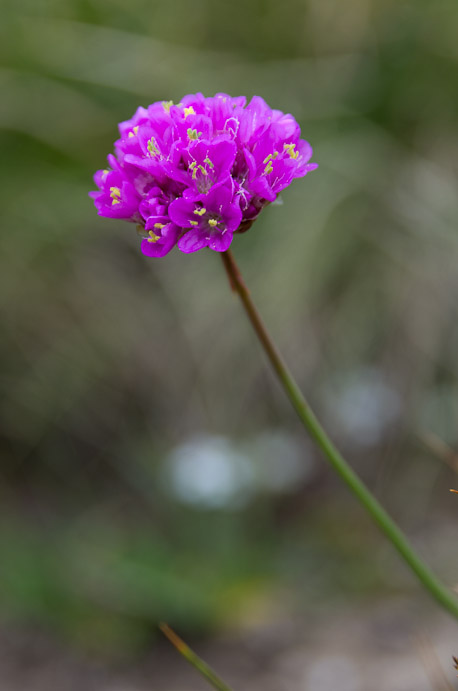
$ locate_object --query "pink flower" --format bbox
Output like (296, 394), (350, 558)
(90, 93), (318, 256)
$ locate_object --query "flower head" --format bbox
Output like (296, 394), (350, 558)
(90, 93), (318, 257)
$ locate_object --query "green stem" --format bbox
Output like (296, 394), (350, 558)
(160, 624), (234, 691)
(221, 248), (458, 620)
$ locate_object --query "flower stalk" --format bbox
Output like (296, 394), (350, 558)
(221, 248), (458, 621)
(160, 623), (234, 691)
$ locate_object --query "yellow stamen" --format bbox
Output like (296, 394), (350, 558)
(208, 218), (218, 227)
(194, 207), (206, 216)
(162, 100), (174, 113)
(204, 156), (214, 169)
(148, 230), (160, 243)
(189, 220), (198, 226)
(147, 137), (159, 156)
(284, 143), (299, 159)
(263, 152), (278, 164)
(110, 186), (121, 205)
(154, 223), (166, 230)
(187, 128), (201, 141)
(264, 161), (273, 175)
(184, 106), (196, 118)
(189, 161), (207, 178)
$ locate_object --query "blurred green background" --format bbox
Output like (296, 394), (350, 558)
(1, 0), (458, 676)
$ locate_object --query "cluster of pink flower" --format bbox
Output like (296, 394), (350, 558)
(90, 93), (317, 256)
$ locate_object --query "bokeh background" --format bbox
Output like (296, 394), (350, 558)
(2, 0), (458, 688)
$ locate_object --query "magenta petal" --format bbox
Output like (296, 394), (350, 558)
(141, 238), (173, 257)
(141, 223), (178, 257)
(223, 203), (243, 233)
(250, 175), (276, 202)
(178, 229), (208, 253)
(208, 230), (233, 252)
(169, 198), (195, 228)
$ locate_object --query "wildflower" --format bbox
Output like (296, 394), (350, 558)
(90, 93), (318, 256)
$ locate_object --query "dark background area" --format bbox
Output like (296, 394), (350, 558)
(1, 0), (458, 688)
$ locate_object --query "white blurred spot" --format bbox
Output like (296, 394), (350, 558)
(324, 367), (401, 447)
(164, 436), (254, 509)
(163, 431), (313, 509)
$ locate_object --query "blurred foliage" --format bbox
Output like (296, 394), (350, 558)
(2, 0), (458, 655)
